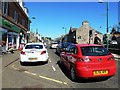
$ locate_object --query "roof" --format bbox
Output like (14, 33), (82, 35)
(74, 44), (103, 47)
(26, 42), (44, 45)
(95, 30), (103, 34)
(69, 27), (77, 33)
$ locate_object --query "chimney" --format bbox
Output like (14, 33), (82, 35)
(82, 21), (89, 26)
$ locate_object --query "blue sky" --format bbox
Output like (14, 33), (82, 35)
(24, 2), (118, 39)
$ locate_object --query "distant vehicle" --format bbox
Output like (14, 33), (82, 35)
(20, 43), (49, 64)
(56, 42), (73, 55)
(108, 39), (120, 51)
(60, 44), (116, 81)
(50, 42), (58, 49)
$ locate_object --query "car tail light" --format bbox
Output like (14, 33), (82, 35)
(41, 51), (46, 55)
(108, 57), (114, 61)
(21, 51), (25, 55)
(77, 58), (91, 62)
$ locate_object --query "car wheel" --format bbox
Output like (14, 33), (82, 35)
(45, 59), (49, 64)
(70, 66), (77, 81)
(59, 59), (63, 65)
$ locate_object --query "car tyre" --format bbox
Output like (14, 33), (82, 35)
(45, 59), (48, 64)
(70, 66), (77, 82)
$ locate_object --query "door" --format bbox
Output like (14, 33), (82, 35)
(65, 45), (78, 69)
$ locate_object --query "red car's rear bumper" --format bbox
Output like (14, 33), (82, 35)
(75, 64), (117, 78)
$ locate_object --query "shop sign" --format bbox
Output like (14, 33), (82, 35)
(2, 18), (21, 33)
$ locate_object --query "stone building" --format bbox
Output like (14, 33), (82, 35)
(67, 21), (103, 44)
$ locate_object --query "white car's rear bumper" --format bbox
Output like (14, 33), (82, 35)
(20, 54), (48, 62)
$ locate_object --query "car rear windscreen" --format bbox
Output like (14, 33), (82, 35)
(81, 46), (111, 56)
(25, 44), (43, 49)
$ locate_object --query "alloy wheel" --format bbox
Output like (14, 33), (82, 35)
(70, 67), (77, 81)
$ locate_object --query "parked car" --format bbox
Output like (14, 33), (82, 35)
(56, 42), (73, 55)
(108, 40), (119, 49)
(20, 43), (49, 64)
(60, 44), (116, 81)
(108, 39), (120, 52)
(50, 42), (58, 49)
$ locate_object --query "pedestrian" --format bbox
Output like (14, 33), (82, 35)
(94, 33), (101, 44)
(8, 44), (14, 53)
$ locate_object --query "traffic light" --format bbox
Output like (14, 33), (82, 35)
(89, 30), (92, 37)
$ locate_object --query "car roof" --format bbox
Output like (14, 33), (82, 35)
(26, 42), (44, 45)
(74, 44), (103, 47)
(60, 42), (73, 44)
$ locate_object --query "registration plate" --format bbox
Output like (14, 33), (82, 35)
(93, 70), (108, 75)
(29, 58), (37, 60)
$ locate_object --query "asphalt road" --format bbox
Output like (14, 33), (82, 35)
(2, 48), (119, 89)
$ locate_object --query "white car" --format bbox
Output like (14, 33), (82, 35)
(20, 43), (49, 64)
(50, 42), (58, 49)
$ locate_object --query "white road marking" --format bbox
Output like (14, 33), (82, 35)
(12, 65), (19, 70)
(38, 75), (62, 84)
(52, 66), (56, 71)
(24, 71), (37, 76)
(49, 59), (51, 62)
(24, 71), (31, 74)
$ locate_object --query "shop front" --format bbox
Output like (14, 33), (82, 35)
(0, 27), (8, 51)
(1, 17), (21, 50)
(7, 32), (19, 50)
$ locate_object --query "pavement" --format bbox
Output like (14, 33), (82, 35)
(1, 50), (20, 68)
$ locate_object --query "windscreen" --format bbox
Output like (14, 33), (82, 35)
(81, 46), (111, 56)
(62, 43), (72, 48)
(25, 44), (43, 49)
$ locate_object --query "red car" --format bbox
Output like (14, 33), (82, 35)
(60, 44), (117, 81)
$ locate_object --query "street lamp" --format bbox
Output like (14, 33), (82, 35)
(29, 17), (36, 32)
(28, 17), (36, 43)
(62, 27), (67, 35)
(99, 0), (109, 49)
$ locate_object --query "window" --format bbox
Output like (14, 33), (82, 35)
(62, 42), (72, 48)
(22, 19), (25, 26)
(69, 46), (78, 54)
(14, 10), (19, 23)
(66, 45), (71, 52)
(81, 46), (111, 56)
(14, 10), (16, 21)
(0, 29), (7, 46)
(2, 0), (8, 16)
(25, 44), (43, 49)
(78, 36), (81, 39)
(1, 1), (4, 14)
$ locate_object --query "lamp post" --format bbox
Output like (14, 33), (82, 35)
(29, 17), (36, 32)
(62, 27), (67, 35)
(28, 17), (36, 43)
(99, 0), (109, 49)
